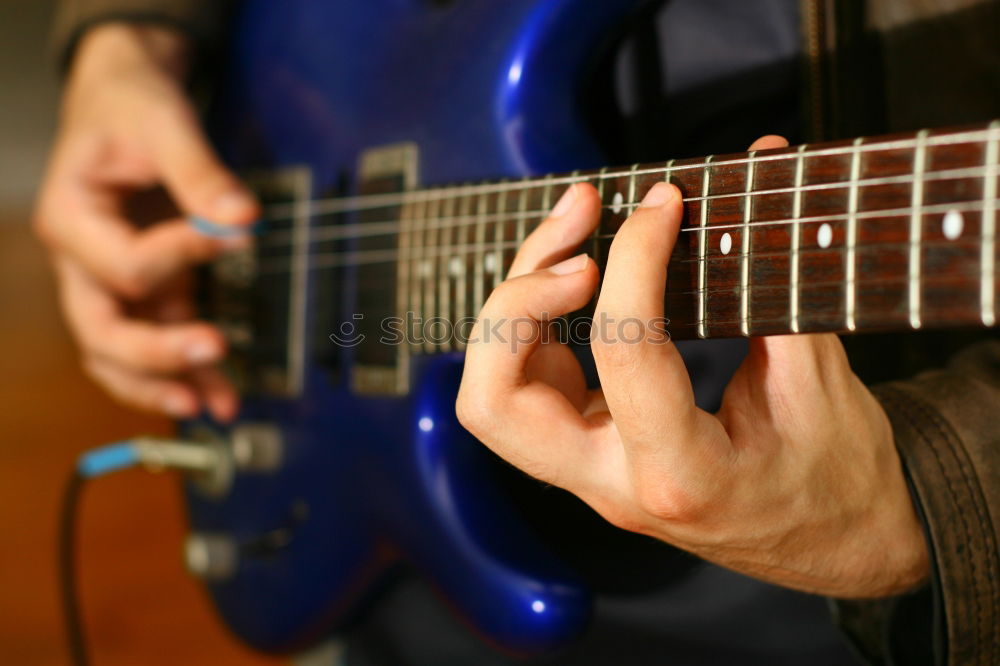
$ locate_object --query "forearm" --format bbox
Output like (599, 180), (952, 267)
(38, 2), (255, 423)
(52, 0), (236, 72)
(832, 340), (1000, 665)
(69, 23), (191, 95)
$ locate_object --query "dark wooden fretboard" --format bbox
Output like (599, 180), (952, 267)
(378, 121), (999, 349)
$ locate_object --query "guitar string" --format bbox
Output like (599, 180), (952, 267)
(254, 125), (1000, 223)
(660, 270), (989, 299)
(282, 265), (994, 300)
(251, 199), (1000, 274)
(250, 239), (993, 289)
(256, 163), (998, 247)
(227, 266), (996, 338)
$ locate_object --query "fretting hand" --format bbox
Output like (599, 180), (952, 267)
(457, 136), (930, 598)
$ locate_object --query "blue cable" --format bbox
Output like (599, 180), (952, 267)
(76, 441), (139, 479)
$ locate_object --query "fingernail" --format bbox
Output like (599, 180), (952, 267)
(549, 253), (589, 275)
(163, 395), (192, 418)
(640, 182), (675, 208)
(186, 340), (220, 364)
(550, 184), (577, 218)
(213, 190), (255, 221)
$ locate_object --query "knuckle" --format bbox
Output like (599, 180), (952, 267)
(602, 506), (647, 535)
(81, 357), (103, 384)
(492, 277), (518, 301)
(591, 333), (640, 371)
(632, 475), (706, 524)
(31, 191), (71, 248)
(31, 209), (56, 246)
(150, 94), (196, 130)
(519, 457), (560, 486)
(110, 261), (154, 300)
(455, 389), (491, 433)
(488, 279), (523, 316)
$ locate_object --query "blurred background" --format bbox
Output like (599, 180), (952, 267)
(0, 2), (279, 663)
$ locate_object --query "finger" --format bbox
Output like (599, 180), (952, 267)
(465, 254), (598, 387)
(146, 103), (259, 225)
(150, 280), (240, 422)
(525, 340), (590, 412)
(743, 332), (852, 400)
(508, 183), (602, 278)
(58, 259), (226, 373)
(131, 271), (196, 322)
(38, 177), (246, 298)
(84, 356), (199, 418)
(748, 135), (789, 151)
(721, 333), (871, 451)
(457, 254), (603, 489)
(592, 183), (705, 444)
(189, 366), (239, 423)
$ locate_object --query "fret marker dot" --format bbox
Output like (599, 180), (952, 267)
(612, 192), (624, 214)
(484, 252), (498, 274)
(720, 233), (733, 255)
(449, 256), (464, 277)
(817, 223), (833, 249)
(942, 209), (964, 240)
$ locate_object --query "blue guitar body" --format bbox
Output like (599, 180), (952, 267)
(188, 0), (648, 656)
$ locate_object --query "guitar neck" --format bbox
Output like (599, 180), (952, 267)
(208, 121), (1000, 396)
(390, 121), (999, 347)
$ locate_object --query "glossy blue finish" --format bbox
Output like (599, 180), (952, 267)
(189, 0), (644, 655)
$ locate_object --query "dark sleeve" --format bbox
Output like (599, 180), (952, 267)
(52, 0), (237, 71)
(831, 340), (1000, 665)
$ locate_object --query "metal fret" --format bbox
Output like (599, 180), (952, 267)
(437, 194), (456, 352)
(845, 137), (864, 331)
(628, 163), (640, 211)
(422, 196), (441, 353)
(409, 197), (427, 351)
(515, 176), (530, 264)
(664, 158), (676, 184)
(983, 120), (1000, 326)
(593, 167), (609, 270)
(909, 129), (930, 329)
(396, 192), (414, 352)
(697, 155), (714, 339)
(473, 191), (489, 315)
(790, 144), (807, 333)
(261, 127), (1000, 223)
(454, 189), (473, 349)
(567, 168), (581, 257)
(286, 169), (313, 396)
(493, 185), (508, 290)
(740, 151), (756, 336)
(541, 173), (555, 214)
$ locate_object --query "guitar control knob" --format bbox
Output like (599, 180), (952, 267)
(184, 533), (238, 582)
(230, 423), (283, 472)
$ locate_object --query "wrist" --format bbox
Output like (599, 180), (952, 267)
(71, 23), (192, 87)
(842, 464), (931, 599)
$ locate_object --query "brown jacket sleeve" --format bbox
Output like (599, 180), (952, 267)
(833, 339), (1000, 665)
(52, 0), (235, 71)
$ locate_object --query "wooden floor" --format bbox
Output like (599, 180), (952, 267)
(0, 217), (284, 665)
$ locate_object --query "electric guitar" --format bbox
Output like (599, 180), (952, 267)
(183, 0), (1000, 656)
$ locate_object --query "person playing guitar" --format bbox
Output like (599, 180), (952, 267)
(36, 1), (999, 663)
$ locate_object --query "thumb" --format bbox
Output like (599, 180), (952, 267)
(149, 103), (259, 226)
